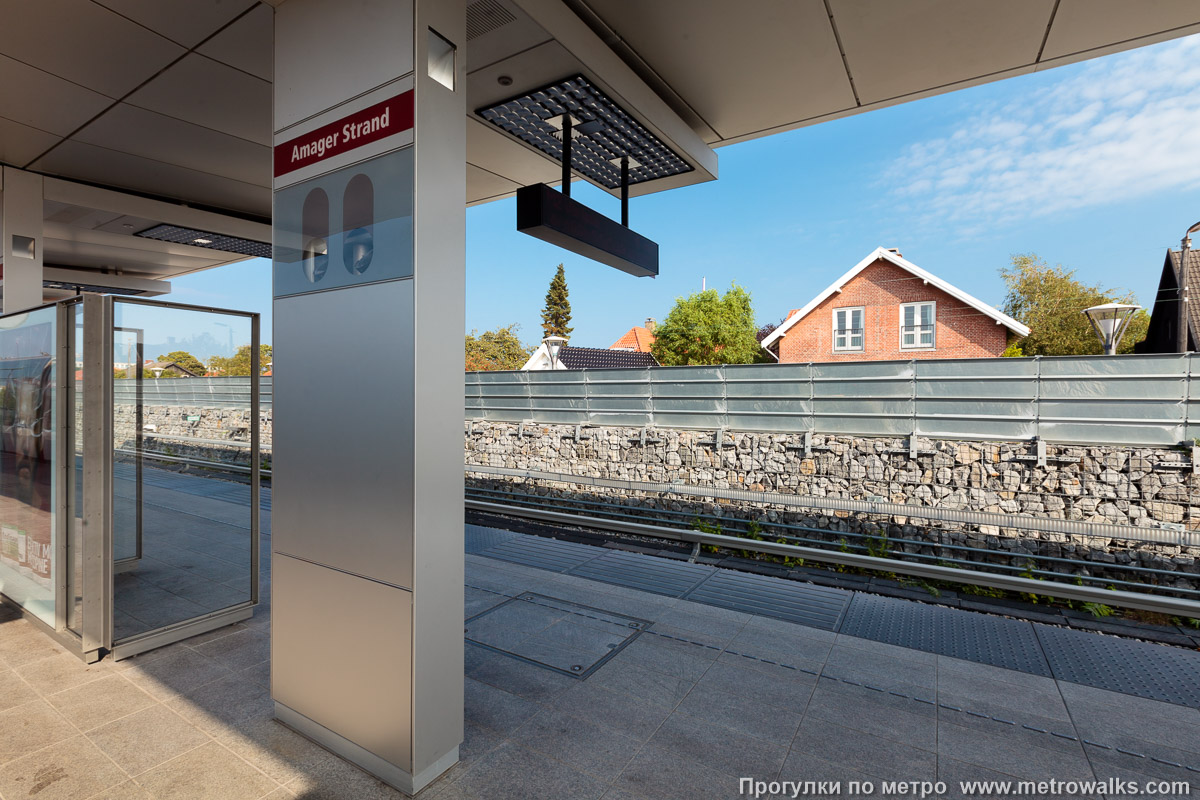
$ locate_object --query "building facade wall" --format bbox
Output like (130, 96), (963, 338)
(775, 260), (1010, 363)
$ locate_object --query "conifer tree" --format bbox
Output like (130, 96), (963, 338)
(540, 264), (573, 338)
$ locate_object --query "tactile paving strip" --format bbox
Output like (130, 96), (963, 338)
(568, 549), (715, 597)
(479, 534), (605, 573)
(839, 592), (1053, 676)
(684, 570), (851, 631)
(465, 524), (520, 554)
(1036, 623), (1200, 708)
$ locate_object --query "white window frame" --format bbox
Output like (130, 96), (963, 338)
(900, 301), (936, 350)
(832, 306), (865, 352)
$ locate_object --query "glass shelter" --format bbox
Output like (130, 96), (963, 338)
(0, 294), (260, 662)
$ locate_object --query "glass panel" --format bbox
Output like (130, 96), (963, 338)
(921, 304), (933, 325)
(904, 305), (915, 326)
(111, 301), (256, 642)
(0, 306), (58, 625)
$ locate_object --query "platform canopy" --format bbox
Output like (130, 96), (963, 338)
(1, 0), (1199, 288)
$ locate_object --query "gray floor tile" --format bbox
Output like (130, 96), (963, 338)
(84, 780), (155, 800)
(822, 642), (938, 691)
(606, 637), (713, 683)
(214, 716), (345, 785)
(190, 628), (270, 672)
(463, 678), (540, 736)
(937, 669), (1068, 719)
(283, 747), (406, 799)
(648, 710), (788, 779)
(166, 670), (275, 734)
(675, 684), (803, 745)
(727, 625), (833, 666)
(937, 757), (1026, 800)
(0, 734), (127, 800)
(0, 700), (78, 766)
(614, 743), (744, 800)
(120, 648), (232, 701)
(136, 741), (279, 799)
(0, 622), (71, 669)
(555, 681), (673, 740)
(466, 650), (577, 702)
(791, 717), (936, 782)
(693, 658), (815, 710)
(584, 658), (696, 710)
(512, 706), (643, 779)
(937, 718), (1095, 783)
(45, 674), (155, 732)
(0, 668), (38, 713)
(804, 684), (937, 751)
(452, 740), (607, 800)
(14, 652), (113, 696)
(778, 749), (878, 797)
(86, 705), (210, 776)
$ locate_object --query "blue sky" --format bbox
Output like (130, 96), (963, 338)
(171, 33), (1200, 349)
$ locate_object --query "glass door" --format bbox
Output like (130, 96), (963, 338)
(106, 298), (260, 659)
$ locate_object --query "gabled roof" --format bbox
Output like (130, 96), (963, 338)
(760, 247), (1030, 350)
(610, 326), (656, 353)
(1169, 248), (1200, 345)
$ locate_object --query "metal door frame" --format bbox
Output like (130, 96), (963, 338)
(104, 296), (260, 660)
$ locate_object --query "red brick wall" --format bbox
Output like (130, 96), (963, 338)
(775, 260), (1010, 363)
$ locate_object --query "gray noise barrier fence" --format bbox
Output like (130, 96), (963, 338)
(112, 376), (272, 409)
(465, 353), (1200, 448)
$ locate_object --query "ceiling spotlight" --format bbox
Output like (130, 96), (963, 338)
(497, 75), (513, 87)
(193, 237), (213, 245)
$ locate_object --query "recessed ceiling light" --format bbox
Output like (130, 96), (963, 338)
(476, 74), (692, 190)
(134, 224), (271, 259)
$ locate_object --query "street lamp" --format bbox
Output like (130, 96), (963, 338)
(1177, 220), (1200, 353)
(1083, 303), (1141, 355)
(542, 335), (567, 369)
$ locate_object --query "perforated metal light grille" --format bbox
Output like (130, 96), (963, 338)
(135, 224), (271, 259)
(476, 75), (693, 189)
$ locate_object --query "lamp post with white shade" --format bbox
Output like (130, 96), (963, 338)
(542, 335), (567, 369)
(1083, 303), (1141, 356)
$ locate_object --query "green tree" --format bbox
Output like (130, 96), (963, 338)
(540, 264), (573, 338)
(651, 284), (767, 366)
(208, 344), (272, 376)
(1000, 254), (1149, 356)
(466, 324), (534, 371)
(156, 350), (205, 375)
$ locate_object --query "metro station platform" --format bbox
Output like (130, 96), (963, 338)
(0, 468), (1198, 800)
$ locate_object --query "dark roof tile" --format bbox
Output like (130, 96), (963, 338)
(557, 346), (657, 369)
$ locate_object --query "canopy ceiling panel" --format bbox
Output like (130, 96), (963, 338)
(124, 54), (272, 146)
(197, 2), (274, 82)
(0, 0), (183, 98)
(827, 0), (1055, 105)
(576, 0), (855, 142)
(1040, 0), (1200, 62)
(72, 104), (271, 185)
(0, 0), (1197, 282)
(92, 0), (258, 49)
(0, 53), (111, 137)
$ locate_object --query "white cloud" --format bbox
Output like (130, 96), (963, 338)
(884, 35), (1200, 233)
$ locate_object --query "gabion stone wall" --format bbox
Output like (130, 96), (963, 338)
(465, 422), (1200, 590)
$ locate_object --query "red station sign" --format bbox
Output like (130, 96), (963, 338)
(274, 90), (414, 178)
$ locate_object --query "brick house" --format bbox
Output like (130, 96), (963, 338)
(760, 247), (1029, 363)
